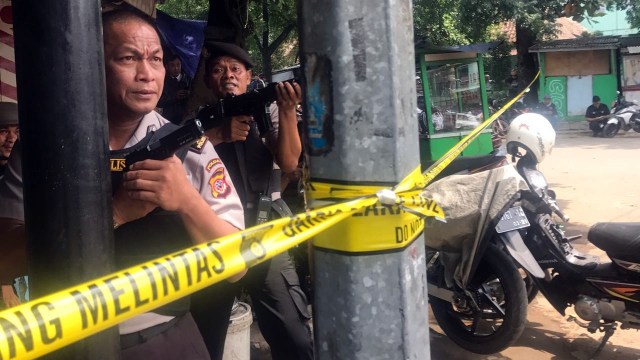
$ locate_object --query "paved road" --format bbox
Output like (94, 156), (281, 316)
(429, 129), (640, 360)
(249, 129), (640, 359)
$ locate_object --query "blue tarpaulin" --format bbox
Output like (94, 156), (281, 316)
(156, 10), (207, 78)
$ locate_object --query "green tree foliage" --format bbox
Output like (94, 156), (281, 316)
(455, 0), (635, 43)
(157, 0), (210, 20)
(158, 0), (298, 78)
(246, 0), (298, 79)
(607, 0), (640, 28)
(414, 0), (635, 100)
(160, 0), (637, 84)
(413, 0), (469, 45)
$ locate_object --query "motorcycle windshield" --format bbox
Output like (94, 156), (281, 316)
(522, 167), (548, 195)
(422, 164), (529, 288)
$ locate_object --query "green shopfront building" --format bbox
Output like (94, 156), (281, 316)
(529, 36), (620, 121)
(415, 42), (498, 166)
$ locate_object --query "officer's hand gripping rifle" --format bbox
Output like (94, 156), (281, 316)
(109, 81), (295, 191)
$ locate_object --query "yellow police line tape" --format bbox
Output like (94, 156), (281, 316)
(0, 73), (538, 360)
(0, 194), (441, 360)
(309, 72), (540, 252)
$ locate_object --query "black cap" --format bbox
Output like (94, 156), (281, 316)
(205, 41), (254, 69)
(593, 95), (601, 103)
(0, 102), (18, 126)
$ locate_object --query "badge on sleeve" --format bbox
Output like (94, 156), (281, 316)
(207, 158), (231, 199)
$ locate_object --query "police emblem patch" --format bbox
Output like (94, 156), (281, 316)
(209, 167), (231, 199)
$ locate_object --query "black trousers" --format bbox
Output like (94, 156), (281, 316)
(121, 313), (210, 360)
(190, 281), (236, 360)
(191, 252), (313, 360)
(589, 120), (606, 132)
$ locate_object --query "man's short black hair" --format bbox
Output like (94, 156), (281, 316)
(102, 8), (160, 39)
(165, 53), (181, 63)
(0, 102), (18, 127)
(593, 95), (601, 103)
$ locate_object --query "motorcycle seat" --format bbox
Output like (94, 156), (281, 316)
(588, 222), (640, 262)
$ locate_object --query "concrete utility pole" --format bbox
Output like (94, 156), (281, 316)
(12, 1), (118, 358)
(299, 1), (430, 359)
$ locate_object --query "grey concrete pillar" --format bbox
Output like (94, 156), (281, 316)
(299, 0), (430, 359)
(13, 0), (118, 358)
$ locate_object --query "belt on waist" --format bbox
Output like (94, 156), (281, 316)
(120, 315), (181, 350)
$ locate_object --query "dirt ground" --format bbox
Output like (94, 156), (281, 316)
(249, 129), (640, 359)
(429, 129), (640, 360)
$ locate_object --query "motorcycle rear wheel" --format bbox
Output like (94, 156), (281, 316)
(430, 244), (528, 354)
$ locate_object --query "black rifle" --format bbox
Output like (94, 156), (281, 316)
(109, 81), (294, 191)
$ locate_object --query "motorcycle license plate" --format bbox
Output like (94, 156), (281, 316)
(495, 206), (530, 233)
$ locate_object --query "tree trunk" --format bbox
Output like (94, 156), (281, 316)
(255, 20), (296, 81)
(515, 21), (538, 104)
(261, 0), (272, 81)
(206, 0), (249, 46)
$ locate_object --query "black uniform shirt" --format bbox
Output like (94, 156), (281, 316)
(585, 103), (610, 119)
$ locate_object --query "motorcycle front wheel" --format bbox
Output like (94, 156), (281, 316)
(430, 244), (528, 354)
(631, 115), (640, 133)
(602, 122), (620, 138)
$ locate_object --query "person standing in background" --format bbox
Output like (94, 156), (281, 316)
(0, 102), (19, 179)
(190, 41), (313, 360)
(0, 102), (21, 309)
(536, 94), (558, 129)
(158, 53), (192, 124)
(505, 68), (524, 98)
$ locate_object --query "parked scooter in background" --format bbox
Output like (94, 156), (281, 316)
(424, 113), (555, 354)
(602, 91), (640, 138)
(505, 116), (640, 359)
(425, 113), (640, 358)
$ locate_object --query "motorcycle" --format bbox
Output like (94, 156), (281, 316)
(425, 113), (640, 357)
(602, 91), (640, 138)
(423, 111), (547, 352)
(507, 124), (640, 357)
(424, 161), (532, 354)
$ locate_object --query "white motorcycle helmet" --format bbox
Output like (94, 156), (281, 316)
(506, 113), (556, 163)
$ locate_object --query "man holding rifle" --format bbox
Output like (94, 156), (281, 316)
(105, 9), (250, 359)
(189, 42), (314, 360)
(0, 8), (246, 359)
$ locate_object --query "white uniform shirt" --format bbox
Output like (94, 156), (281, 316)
(119, 111), (244, 334)
(122, 111), (244, 230)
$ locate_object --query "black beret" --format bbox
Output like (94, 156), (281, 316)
(0, 102), (18, 126)
(205, 41), (254, 69)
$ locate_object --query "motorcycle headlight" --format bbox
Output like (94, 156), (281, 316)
(523, 168), (548, 191)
